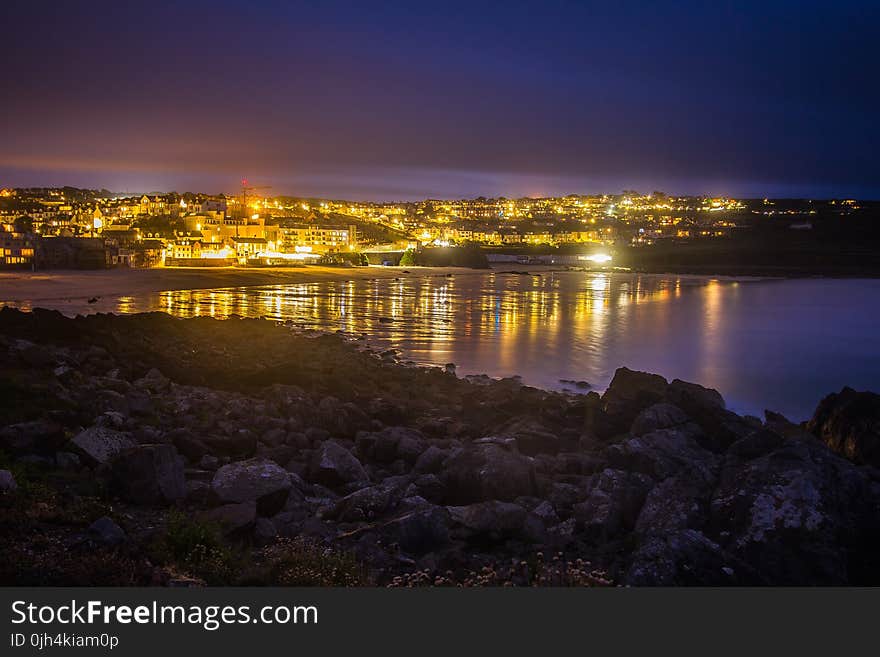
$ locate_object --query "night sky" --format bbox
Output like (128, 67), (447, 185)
(2, 0), (878, 200)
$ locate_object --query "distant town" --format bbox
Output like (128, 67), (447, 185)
(0, 184), (874, 272)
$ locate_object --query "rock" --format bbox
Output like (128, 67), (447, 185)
(125, 390), (154, 416)
(710, 438), (880, 584)
(315, 397), (370, 438)
(212, 458), (293, 516)
(414, 473), (445, 502)
(308, 441), (368, 488)
(442, 444), (537, 504)
(383, 506), (451, 554)
(261, 427), (287, 448)
(88, 516), (126, 546)
(71, 426), (137, 464)
(667, 379), (725, 412)
(0, 419), (66, 454)
(808, 387), (880, 467)
(634, 476), (707, 535)
(198, 454), (220, 470)
(95, 389), (129, 415)
(134, 368), (170, 392)
(630, 403), (690, 436)
(186, 480), (212, 505)
(202, 429), (257, 459)
(330, 484), (395, 522)
(96, 411), (126, 429)
(494, 416), (565, 456)
(573, 469), (654, 539)
(358, 426), (427, 463)
(601, 367), (669, 428)
(110, 444), (186, 505)
(663, 381), (753, 453)
(724, 429), (785, 462)
(413, 445), (447, 474)
(169, 430), (211, 463)
(626, 529), (760, 586)
(531, 500), (560, 526)
(199, 502), (257, 538)
(606, 426), (719, 487)
(254, 517), (278, 545)
(0, 469), (17, 493)
(547, 482), (586, 510)
(55, 451), (82, 470)
(448, 501), (528, 538)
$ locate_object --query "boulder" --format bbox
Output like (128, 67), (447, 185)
(359, 426), (427, 463)
(202, 429), (257, 459)
(314, 397), (371, 438)
(601, 367), (669, 429)
(0, 419), (65, 454)
(605, 426), (719, 487)
(493, 416), (565, 456)
(414, 474), (445, 503)
(88, 516), (126, 546)
(634, 476), (707, 535)
(448, 501), (528, 538)
(330, 484), (395, 523)
(55, 452), (82, 470)
(709, 438), (880, 584)
(442, 444), (537, 504)
(308, 441), (368, 488)
(625, 529), (761, 586)
(808, 387), (880, 467)
(667, 379), (725, 412)
(134, 368), (170, 393)
(724, 429), (785, 462)
(630, 403), (690, 436)
(110, 444), (186, 505)
(383, 506), (451, 554)
(0, 469), (17, 494)
(212, 458), (292, 516)
(573, 468), (654, 539)
(413, 445), (447, 474)
(169, 429), (210, 463)
(254, 517), (278, 546)
(199, 502), (257, 538)
(71, 426), (137, 465)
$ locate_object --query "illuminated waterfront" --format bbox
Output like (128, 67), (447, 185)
(6, 271), (879, 420)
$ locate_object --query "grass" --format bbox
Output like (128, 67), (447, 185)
(153, 509), (240, 585)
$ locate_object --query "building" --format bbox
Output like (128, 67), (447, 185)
(35, 237), (113, 269)
(231, 236), (268, 260)
(0, 223), (35, 269)
(280, 223), (357, 254)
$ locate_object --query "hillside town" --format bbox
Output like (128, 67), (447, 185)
(0, 185), (870, 270)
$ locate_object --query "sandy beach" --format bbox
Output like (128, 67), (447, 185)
(0, 265), (504, 304)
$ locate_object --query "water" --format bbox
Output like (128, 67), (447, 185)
(6, 271), (880, 420)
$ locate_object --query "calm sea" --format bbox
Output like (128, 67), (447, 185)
(8, 271), (880, 420)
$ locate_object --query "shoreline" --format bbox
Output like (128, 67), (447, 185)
(0, 264), (815, 306)
(0, 308), (877, 586)
(0, 265), (497, 304)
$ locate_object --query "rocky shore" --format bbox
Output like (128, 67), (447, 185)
(1, 307), (878, 586)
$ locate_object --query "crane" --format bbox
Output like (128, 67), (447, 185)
(239, 178), (272, 224)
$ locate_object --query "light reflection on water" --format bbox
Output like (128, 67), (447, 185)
(6, 272), (880, 420)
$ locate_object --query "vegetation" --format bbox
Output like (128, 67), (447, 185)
(254, 538), (370, 586)
(154, 510), (240, 585)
